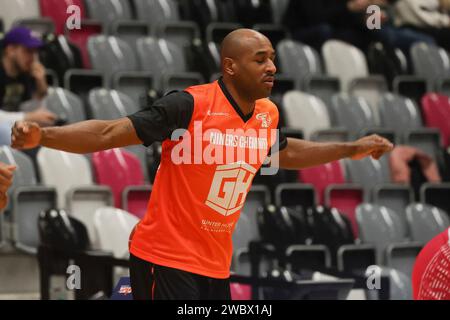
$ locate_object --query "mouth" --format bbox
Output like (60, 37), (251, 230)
(263, 77), (275, 88)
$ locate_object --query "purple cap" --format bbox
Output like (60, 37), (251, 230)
(2, 26), (43, 49)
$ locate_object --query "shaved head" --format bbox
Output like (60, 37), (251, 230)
(219, 29), (277, 102)
(220, 28), (270, 62)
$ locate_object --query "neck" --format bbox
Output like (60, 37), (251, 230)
(222, 76), (255, 116)
(2, 56), (19, 78)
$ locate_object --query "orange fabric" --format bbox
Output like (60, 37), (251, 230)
(130, 81), (280, 278)
(389, 145), (441, 184)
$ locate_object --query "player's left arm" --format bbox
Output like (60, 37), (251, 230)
(275, 134), (394, 170)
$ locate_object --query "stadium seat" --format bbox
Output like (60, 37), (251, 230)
(330, 94), (382, 137)
(133, 0), (180, 28)
(0, 146), (57, 254)
(410, 42), (450, 90)
(36, 147), (114, 248)
(93, 207), (139, 259)
(421, 93), (450, 148)
(406, 203), (450, 244)
(92, 148), (149, 209)
(276, 39), (340, 107)
(299, 161), (347, 205)
(322, 40), (382, 92)
(282, 91), (346, 141)
(88, 89), (139, 120)
(88, 35), (138, 79)
(379, 93), (423, 139)
(43, 87), (86, 124)
(372, 186), (414, 225)
(356, 204), (422, 273)
(84, 0), (132, 31)
(136, 36), (204, 93)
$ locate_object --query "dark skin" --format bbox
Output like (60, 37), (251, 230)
(10, 29), (393, 169)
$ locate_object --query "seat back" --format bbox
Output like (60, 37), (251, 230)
(92, 149), (145, 208)
(85, 0), (132, 28)
(40, 0), (86, 34)
(407, 203), (450, 243)
(94, 207), (140, 258)
(37, 147), (93, 208)
(44, 87), (86, 124)
(356, 204), (408, 263)
(282, 91), (330, 140)
(411, 42), (450, 85)
(88, 35), (138, 78)
(322, 40), (368, 91)
(88, 89), (139, 120)
(421, 93), (450, 147)
(379, 93), (422, 135)
(0, 0), (40, 31)
(134, 0), (180, 27)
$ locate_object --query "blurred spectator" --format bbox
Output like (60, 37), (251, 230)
(389, 145), (441, 199)
(0, 26), (56, 133)
(370, 0), (436, 55)
(394, 0), (450, 51)
(282, 0), (374, 51)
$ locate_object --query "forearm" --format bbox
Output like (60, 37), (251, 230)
(277, 138), (356, 170)
(34, 78), (48, 99)
(40, 118), (136, 153)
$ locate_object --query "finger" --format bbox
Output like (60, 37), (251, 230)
(0, 168), (14, 180)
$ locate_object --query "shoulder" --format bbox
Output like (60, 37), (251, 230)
(154, 90), (194, 109)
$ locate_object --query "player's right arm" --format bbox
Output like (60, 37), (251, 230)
(11, 117), (142, 153)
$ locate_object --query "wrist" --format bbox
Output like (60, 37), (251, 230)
(343, 142), (359, 158)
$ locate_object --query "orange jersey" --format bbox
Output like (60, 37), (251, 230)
(130, 80), (280, 278)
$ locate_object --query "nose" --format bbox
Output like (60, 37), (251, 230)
(266, 59), (277, 75)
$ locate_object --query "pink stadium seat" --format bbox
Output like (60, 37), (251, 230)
(92, 149), (146, 208)
(65, 22), (102, 68)
(230, 283), (252, 300)
(421, 93), (450, 147)
(40, 0), (86, 34)
(299, 161), (345, 204)
(300, 161), (363, 238)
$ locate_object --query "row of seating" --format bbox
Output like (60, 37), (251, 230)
(231, 202), (449, 299)
(1, 0), (284, 35)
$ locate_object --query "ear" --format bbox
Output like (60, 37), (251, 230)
(222, 57), (236, 76)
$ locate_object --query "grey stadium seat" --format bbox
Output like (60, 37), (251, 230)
(88, 35), (138, 79)
(88, 89), (139, 120)
(43, 87), (86, 124)
(406, 203), (450, 244)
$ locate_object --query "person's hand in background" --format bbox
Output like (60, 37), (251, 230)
(0, 163), (16, 210)
(24, 108), (57, 127)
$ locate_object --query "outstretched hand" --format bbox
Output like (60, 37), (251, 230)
(350, 134), (394, 160)
(11, 121), (42, 150)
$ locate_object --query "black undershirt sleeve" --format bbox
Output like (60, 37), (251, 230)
(127, 91), (194, 147)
